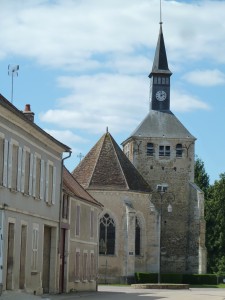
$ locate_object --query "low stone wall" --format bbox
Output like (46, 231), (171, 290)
(131, 283), (189, 289)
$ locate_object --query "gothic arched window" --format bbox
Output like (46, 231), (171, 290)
(135, 217), (141, 256)
(99, 213), (115, 255)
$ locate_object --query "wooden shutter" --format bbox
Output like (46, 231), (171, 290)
(7, 142), (12, 189)
(20, 148), (26, 193)
(32, 155), (36, 197)
(51, 166), (56, 205)
(28, 153), (33, 195)
(17, 147), (22, 191)
(40, 159), (45, 200)
(3, 139), (8, 187)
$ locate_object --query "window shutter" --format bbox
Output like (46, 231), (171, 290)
(40, 159), (45, 200)
(51, 166), (56, 205)
(7, 142), (12, 189)
(29, 153), (33, 195)
(17, 147), (22, 191)
(20, 148), (26, 193)
(3, 139), (9, 187)
(32, 155), (36, 197)
(45, 162), (49, 203)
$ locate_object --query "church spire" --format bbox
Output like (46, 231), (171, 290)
(149, 23), (172, 77)
(149, 16), (172, 112)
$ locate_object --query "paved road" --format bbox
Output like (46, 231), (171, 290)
(1, 285), (225, 300)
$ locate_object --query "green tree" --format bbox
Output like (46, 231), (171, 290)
(206, 173), (225, 274)
(194, 157), (210, 196)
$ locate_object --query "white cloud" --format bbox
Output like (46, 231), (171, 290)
(44, 129), (88, 145)
(40, 73), (210, 134)
(40, 73), (149, 134)
(183, 69), (225, 86)
(1, 0), (225, 71)
(171, 89), (210, 112)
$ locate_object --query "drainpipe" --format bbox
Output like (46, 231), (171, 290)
(0, 209), (4, 295)
(58, 150), (71, 292)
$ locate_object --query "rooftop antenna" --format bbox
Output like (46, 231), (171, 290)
(8, 64), (19, 103)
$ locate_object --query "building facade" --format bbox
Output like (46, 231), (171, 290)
(0, 96), (71, 294)
(60, 167), (103, 292)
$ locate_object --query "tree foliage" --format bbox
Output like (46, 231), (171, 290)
(194, 157), (210, 196)
(206, 173), (225, 273)
(195, 157), (225, 274)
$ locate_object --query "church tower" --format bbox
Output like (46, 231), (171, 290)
(122, 21), (207, 274)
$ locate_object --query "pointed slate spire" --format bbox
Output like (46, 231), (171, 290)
(149, 23), (172, 77)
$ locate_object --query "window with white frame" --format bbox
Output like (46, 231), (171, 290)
(75, 205), (80, 236)
(31, 224), (39, 272)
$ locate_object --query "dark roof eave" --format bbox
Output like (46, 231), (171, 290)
(0, 93), (71, 152)
(149, 69), (172, 77)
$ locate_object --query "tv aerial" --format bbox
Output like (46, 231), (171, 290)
(8, 64), (19, 103)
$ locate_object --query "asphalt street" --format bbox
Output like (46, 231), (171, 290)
(1, 285), (225, 300)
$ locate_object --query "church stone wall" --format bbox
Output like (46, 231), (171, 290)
(123, 136), (206, 274)
(88, 190), (158, 283)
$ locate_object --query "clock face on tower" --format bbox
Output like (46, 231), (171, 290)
(156, 90), (167, 101)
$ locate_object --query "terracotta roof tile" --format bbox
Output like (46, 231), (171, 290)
(72, 132), (151, 192)
(63, 167), (103, 207)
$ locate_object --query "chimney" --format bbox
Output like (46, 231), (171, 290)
(23, 104), (35, 122)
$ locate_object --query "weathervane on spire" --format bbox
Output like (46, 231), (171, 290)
(160, 0), (163, 25)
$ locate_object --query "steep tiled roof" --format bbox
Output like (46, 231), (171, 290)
(72, 132), (151, 192)
(63, 167), (103, 208)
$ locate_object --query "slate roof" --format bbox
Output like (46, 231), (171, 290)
(123, 110), (195, 143)
(63, 167), (103, 208)
(149, 24), (172, 76)
(72, 132), (151, 192)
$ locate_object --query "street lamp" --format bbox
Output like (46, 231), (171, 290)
(150, 184), (174, 284)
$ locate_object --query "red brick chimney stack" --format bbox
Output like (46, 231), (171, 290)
(23, 104), (35, 122)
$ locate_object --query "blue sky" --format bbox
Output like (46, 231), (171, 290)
(0, 0), (225, 184)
